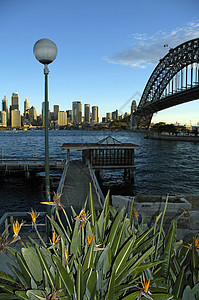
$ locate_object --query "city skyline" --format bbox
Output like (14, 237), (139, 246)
(0, 0), (199, 124)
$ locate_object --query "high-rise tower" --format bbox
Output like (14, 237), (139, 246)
(92, 106), (99, 123)
(24, 98), (30, 117)
(84, 104), (90, 123)
(11, 92), (19, 110)
(54, 105), (59, 121)
(72, 101), (82, 125)
(2, 95), (9, 124)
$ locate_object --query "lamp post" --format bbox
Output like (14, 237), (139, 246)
(33, 38), (57, 236)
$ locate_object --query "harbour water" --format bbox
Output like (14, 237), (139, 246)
(0, 129), (199, 216)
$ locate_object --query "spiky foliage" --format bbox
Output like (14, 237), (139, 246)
(0, 187), (198, 299)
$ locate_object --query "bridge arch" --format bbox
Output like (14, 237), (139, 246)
(134, 38), (199, 128)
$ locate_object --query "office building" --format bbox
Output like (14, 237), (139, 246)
(72, 101), (82, 125)
(24, 99), (30, 117)
(58, 111), (67, 126)
(106, 112), (111, 122)
(11, 109), (21, 128)
(112, 109), (119, 121)
(11, 92), (19, 110)
(29, 106), (37, 124)
(2, 95), (9, 124)
(0, 111), (7, 127)
(54, 105), (59, 121)
(84, 104), (90, 123)
(92, 106), (98, 123)
(66, 110), (73, 124)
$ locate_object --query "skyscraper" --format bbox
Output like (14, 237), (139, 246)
(24, 98), (30, 117)
(58, 111), (67, 126)
(0, 111), (7, 127)
(2, 95), (9, 125)
(84, 104), (90, 123)
(92, 106), (99, 123)
(54, 105), (59, 121)
(29, 106), (37, 124)
(11, 109), (21, 128)
(11, 92), (19, 110)
(72, 101), (82, 125)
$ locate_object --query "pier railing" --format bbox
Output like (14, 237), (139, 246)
(0, 211), (47, 241)
(0, 157), (65, 172)
(88, 162), (105, 205)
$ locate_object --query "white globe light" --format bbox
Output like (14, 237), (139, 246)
(33, 38), (57, 65)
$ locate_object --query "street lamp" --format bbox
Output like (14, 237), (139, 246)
(33, 38), (57, 235)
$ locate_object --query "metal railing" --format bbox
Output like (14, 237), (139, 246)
(0, 211), (47, 238)
(88, 162), (105, 206)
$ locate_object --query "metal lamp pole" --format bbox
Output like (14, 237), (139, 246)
(33, 38), (58, 237)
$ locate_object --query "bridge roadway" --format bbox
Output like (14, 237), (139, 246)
(59, 160), (103, 215)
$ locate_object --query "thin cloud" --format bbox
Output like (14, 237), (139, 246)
(104, 20), (199, 68)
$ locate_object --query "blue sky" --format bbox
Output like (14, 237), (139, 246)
(0, 0), (199, 124)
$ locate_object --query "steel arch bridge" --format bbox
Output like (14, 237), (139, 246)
(133, 38), (199, 129)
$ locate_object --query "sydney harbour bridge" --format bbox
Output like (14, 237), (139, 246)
(131, 38), (199, 129)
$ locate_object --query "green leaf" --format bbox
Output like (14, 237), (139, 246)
(52, 255), (74, 296)
(0, 272), (17, 284)
(161, 219), (177, 279)
(89, 183), (96, 227)
(15, 252), (32, 287)
(121, 291), (140, 300)
(129, 197), (134, 229)
(113, 235), (136, 275)
(0, 294), (19, 300)
(76, 263), (83, 300)
(70, 217), (81, 257)
(22, 248), (42, 283)
(96, 245), (111, 274)
(86, 268), (97, 299)
(15, 291), (28, 299)
(10, 265), (29, 289)
(107, 208), (124, 247)
(172, 265), (186, 298)
(0, 283), (16, 293)
(83, 242), (94, 273)
(107, 265), (116, 300)
(26, 290), (46, 300)
(35, 246), (55, 289)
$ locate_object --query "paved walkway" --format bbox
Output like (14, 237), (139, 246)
(61, 160), (102, 214)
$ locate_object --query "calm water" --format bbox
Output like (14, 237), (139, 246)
(0, 130), (199, 216)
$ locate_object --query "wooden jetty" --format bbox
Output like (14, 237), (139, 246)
(58, 136), (141, 213)
(0, 158), (65, 175)
(61, 135), (141, 181)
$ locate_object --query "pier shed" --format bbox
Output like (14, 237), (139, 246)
(61, 135), (141, 180)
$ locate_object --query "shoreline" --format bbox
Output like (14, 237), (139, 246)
(145, 134), (199, 142)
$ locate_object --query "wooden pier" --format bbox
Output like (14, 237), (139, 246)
(61, 135), (141, 182)
(0, 158), (65, 175)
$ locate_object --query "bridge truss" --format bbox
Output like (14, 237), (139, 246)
(133, 38), (199, 128)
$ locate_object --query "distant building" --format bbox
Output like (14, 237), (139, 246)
(106, 112), (111, 122)
(24, 99), (30, 117)
(0, 111), (7, 127)
(92, 106), (98, 123)
(54, 105), (59, 121)
(29, 106), (37, 124)
(2, 95), (9, 125)
(72, 101), (82, 125)
(11, 92), (19, 111)
(58, 111), (67, 126)
(66, 110), (73, 124)
(11, 109), (21, 128)
(112, 109), (119, 121)
(84, 104), (90, 123)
